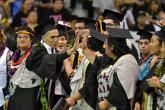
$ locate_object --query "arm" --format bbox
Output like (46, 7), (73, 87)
(63, 58), (74, 77)
(82, 48), (96, 65)
(147, 76), (165, 92)
(66, 91), (83, 106)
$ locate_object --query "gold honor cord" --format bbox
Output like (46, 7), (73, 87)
(99, 20), (103, 33)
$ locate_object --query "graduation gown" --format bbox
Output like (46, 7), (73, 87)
(97, 54), (139, 110)
(26, 43), (70, 80)
(26, 43), (70, 109)
(134, 64), (159, 110)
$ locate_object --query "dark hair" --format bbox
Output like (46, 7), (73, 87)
(148, 0), (161, 13)
(15, 26), (34, 40)
(156, 36), (164, 47)
(27, 9), (37, 17)
(107, 37), (130, 57)
(53, 0), (64, 3)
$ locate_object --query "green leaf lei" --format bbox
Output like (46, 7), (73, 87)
(40, 80), (49, 110)
(155, 61), (165, 78)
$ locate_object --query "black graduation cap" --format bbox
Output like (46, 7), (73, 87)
(90, 29), (106, 42)
(86, 29), (106, 52)
(106, 28), (132, 53)
(33, 18), (56, 43)
(75, 17), (87, 23)
(107, 28), (133, 39)
(102, 9), (124, 22)
(34, 17), (55, 37)
(155, 26), (165, 40)
(73, 17), (106, 32)
(56, 24), (73, 37)
(137, 30), (153, 40)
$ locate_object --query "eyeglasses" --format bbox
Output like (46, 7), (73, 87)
(17, 35), (30, 40)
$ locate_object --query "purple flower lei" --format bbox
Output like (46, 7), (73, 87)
(11, 49), (21, 63)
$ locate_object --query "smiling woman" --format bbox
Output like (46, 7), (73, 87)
(4, 26), (39, 110)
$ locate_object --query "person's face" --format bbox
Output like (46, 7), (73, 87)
(150, 1), (159, 12)
(74, 22), (85, 33)
(43, 29), (59, 48)
(103, 19), (120, 28)
(23, 0), (33, 11)
(160, 41), (165, 58)
(27, 11), (38, 24)
(139, 39), (150, 56)
(16, 33), (32, 50)
(149, 35), (161, 56)
(137, 15), (146, 25)
(56, 36), (67, 52)
(53, 0), (63, 11)
(159, 12), (165, 26)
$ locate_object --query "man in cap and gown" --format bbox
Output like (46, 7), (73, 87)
(25, 18), (80, 110)
(136, 30), (153, 67)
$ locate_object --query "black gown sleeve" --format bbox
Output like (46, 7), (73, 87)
(26, 45), (69, 80)
(107, 73), (131, 110)
(133, 66), (156, 107)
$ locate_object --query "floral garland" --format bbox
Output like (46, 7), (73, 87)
(155, 60), (165, 78)
(11, 47), (32, 66)
(34, 42), (49, 110)
(8, 47), (32, 76)
(0, 43), (6, 57)
(40, 80), (49, 110)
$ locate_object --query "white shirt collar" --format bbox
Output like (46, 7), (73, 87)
(40, 40), (53, 54)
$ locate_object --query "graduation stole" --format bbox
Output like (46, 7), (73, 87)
(11, 47), (32, 66)
(155, 60), (165, 78)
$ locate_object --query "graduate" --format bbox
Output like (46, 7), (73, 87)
(134, 27), (165, 110)
(48, 23), (73, 109)
(136, 30), (153, 67)
(102, 9), (139, 64)
(68, 18), (106, 110)
(25, 18), (80, 110)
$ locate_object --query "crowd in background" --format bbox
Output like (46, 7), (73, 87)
(0, 0), (165, 31)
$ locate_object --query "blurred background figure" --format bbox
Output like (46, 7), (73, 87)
(11, 0), (34, 29)
(26, 9), (38, 31)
